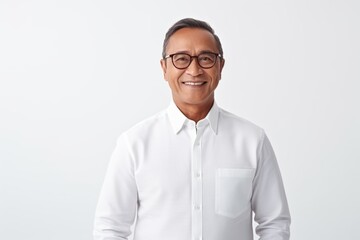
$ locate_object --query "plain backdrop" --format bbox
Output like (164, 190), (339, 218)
(1, 0), (359, 239)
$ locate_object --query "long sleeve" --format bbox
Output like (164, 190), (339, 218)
(93, 134), (138, 240)
(251, 132), (291, 240)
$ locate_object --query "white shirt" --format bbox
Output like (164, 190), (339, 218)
(94, 102), (291, 240)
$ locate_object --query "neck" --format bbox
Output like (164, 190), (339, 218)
(174, 100), (214, 123)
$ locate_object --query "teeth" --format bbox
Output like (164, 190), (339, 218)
(184, 82), (204, 86)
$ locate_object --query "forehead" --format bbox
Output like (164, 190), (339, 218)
(166, 27), (218, 54)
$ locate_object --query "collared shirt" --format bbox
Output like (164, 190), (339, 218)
(94, 102), (291, 240)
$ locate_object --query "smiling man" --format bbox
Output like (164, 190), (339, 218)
(94, 18), (291, 240)
(160, 27), (224, 123)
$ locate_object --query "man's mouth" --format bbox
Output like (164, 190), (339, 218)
(182, 81), (206, 86)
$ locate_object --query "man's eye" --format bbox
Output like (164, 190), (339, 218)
(175, 56), (189, 62)
(199, 55), (214, 62)
(200, 57), (210, 61)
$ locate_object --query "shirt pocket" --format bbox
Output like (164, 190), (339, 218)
(215, 168), (255, 218)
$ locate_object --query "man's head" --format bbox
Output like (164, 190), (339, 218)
(162, 18), (224, 59)
(161, 18), (225, 111)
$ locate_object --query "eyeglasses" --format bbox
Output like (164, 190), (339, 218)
(164, 52), (222, 69)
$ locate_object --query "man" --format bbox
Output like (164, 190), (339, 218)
(94, 18), (291, 240)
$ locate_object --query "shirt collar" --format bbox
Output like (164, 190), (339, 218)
(167, 101), (219, 135)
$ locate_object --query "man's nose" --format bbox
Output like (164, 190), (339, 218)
(185, 58), (203, 76)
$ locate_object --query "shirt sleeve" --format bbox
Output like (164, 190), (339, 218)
(251, 131), (291, 240)
(93, 134), (138, 240)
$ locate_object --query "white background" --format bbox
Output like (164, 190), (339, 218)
(1, 0), (359, 239)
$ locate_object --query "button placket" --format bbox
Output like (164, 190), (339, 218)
(191, 124), (204, 240)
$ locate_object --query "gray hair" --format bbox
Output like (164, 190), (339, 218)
(162, 18), (224, 59)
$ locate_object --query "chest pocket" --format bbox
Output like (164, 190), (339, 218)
(215, 168), (255, 218)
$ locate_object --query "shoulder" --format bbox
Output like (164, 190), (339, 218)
(119, 109), (169, 141)
(218, 107), (265, 140)
(219, 107), (263, 132)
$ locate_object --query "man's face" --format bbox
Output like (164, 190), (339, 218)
(161, 28), (225, 109)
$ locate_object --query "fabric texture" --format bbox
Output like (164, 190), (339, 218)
(94, 102), (291, 240)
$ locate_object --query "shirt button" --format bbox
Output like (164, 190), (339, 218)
(194, 205), (201, 210)
(195, 172), (201, 178)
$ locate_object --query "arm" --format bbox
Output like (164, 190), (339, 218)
(252, 131), (291, 240)
(93, 134), (138, 240)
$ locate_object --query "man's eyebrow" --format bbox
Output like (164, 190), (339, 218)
(170, 50), (190, 55)
(198, 50), (218, 54)
(170, 50), (218, 55)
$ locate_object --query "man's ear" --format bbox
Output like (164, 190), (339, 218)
(219, 58), (225, 80)
(160, 59), (167, 80)
(220, 58), (225, 71)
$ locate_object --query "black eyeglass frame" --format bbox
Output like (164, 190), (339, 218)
(164, 52), (222, 70)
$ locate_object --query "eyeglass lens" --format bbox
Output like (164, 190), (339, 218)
(172, 53), (218, 69)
